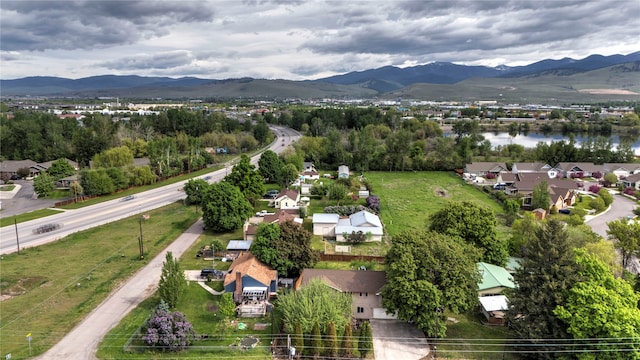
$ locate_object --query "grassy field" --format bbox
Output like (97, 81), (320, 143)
(363, 171), (505, 236)
(0, 208), (65, 227)
(0, 202), (200, 359)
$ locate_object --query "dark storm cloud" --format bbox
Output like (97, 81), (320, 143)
(0, 0), (215, 51)
(302, 0), (639, 58)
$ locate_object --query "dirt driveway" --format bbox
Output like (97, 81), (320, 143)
(370, 319), (431, 360)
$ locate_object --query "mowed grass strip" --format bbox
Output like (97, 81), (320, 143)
(0, 202), (200, 359)
(363, 171), (504, 236)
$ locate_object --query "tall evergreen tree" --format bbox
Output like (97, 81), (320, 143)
(342, 322), (354, 357)
(311, 321), (322, 359)
(358, 321), (373, 359)
(505, 220), (580, 358)
(293, 322), (304, 358)
(325, 321), (338, 359)
(158, 251), (186, 309)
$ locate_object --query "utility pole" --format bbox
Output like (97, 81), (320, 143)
(138, 216), (144, 259)
(14, 218), (20, 254)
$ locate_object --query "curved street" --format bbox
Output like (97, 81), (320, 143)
(585, 192), (639, 273)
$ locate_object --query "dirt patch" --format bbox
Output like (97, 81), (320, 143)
(208, 304), (219, 312)
(579, 88), (639, 95)
(253, 323), (270, 330)
(0, 276), (48, 301)
(434, 188), (448, 197)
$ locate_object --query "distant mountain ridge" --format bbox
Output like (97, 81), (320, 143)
(1, 51), (639, 99)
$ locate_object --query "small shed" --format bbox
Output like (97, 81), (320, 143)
(479, 295), (509, 325)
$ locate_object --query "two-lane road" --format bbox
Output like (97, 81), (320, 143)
(0, 126), (300, 255)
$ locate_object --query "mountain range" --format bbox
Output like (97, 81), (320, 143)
(1, 52), (639, 103)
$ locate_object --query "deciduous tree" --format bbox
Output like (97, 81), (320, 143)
(531, 180), (550, 210)
(554, 250), (640, 359)
(158, 251), (186, 309)
(225, 154), (265, 204)
(258, 150), (283, 183)
(382, 230), (480, 337)
(278, 279), (351, 334)
(429, 201), (507, 265)
(33, 173), (55, 198)
(607, 219), (640, 271)
(47, 159), (76, 180)
(251, 221), (318, 277)
(202, 182), (253, 232)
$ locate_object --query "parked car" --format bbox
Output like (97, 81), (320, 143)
(559, 208), (571, 214)
(264, 189), (279, 199)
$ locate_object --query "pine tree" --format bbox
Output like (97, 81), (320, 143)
(358, 321), (373, 358)
(505, 220), (580, 358)
(325, 321), (338, 359)
(311, 321), (321, 359)
(157, 251), (186, 309)
(342, 322), (354, 357)
(293, 322), (304, 358)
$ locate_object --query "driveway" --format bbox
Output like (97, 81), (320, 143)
(370, 319), (431, 360)
(585, 192), (639, 273)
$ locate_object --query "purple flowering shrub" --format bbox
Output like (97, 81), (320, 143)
(366, 195), (380, 212)
(588, 184), (602, 194)
(143, 305), (197, 351)
(624, 187), (635, 196)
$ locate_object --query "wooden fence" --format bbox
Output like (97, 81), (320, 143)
(317, 253), (385, 263)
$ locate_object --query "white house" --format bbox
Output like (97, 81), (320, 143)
(312, 213), (340, 237)
(335, 210), (383, 241)
(274, 189), (300, 209)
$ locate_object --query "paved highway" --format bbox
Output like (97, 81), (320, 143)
(0, 126), (300, 255)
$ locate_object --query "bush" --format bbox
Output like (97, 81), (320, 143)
(598, 189), (613, 207)
(323, 205), (368, 216)
(142, 302), (197, 352)
(366, 195), (380, 212)
(589, 197), (606, 212)
(588, 184), (601, 194)
(624, 187), (635, 196)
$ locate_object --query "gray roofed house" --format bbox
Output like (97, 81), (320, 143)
(554, 162), (605, 178)
(295, 269), (394, 319)
(511, 162), (551, 173)
(603, 163), (640, 179)
(622, 172), (640, 190)
(464, 162), (508, 177)
(0, 159), (41, 178)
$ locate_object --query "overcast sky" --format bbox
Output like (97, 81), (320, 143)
(1, 0), (638, 80)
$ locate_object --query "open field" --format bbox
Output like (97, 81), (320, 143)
(0, 202), (200, 358)
(363, 171), (505, 236)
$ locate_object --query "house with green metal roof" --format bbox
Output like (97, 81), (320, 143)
(477, 262), (515, 296)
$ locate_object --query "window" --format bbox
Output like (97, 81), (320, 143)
(357, 307), (364, 313)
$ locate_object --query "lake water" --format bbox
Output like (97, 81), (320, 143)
(480, 132), (640, 155)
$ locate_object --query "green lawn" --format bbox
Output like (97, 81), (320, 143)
(363, 171), (505, 236)
(439, 311), (518, 359)
(97, 285), (274, 359)
(0, 203), (201, 359)
(0, 208), (65, 227)
(0, 185), (16, 191)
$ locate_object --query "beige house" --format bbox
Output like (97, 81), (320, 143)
(295, 269), (395, 320)
(274, 189), (300, 209)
